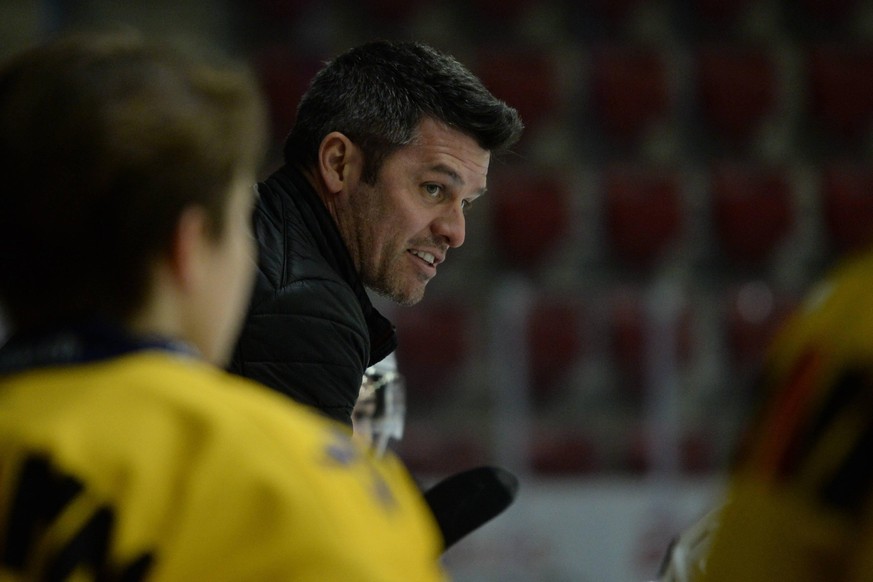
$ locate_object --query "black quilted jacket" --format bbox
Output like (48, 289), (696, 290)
(229, 164), (397, 425)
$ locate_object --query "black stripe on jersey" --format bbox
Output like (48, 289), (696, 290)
(809, 368), (873, 514)
(793, 368), (867, 474)
(1, 455), (82, 568)
(1, 454), (154, 580)
(821, 420), (873, 514)
(45, 505), (154, 582)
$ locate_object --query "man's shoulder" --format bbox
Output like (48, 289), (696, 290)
(250, 179), (324, 290)
(253, 171), (307, 244)
(255, 165), (317, 226)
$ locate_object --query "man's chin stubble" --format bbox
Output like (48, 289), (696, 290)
(368, 283), (425, 307)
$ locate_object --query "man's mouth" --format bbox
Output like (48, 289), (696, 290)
(409, 249), (437, 267)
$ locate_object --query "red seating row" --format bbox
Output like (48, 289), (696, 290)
(250, 47), (325, 143)
(251, 41), (873, 148)
(489, 162), (873, 273)
(821, 163), (873, 254)
(245, 0), (863, 38)
(806, 45), (873, 141)
(392, 283), (796, 408)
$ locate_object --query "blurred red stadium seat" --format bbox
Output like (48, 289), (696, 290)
(695, 46), (779, 145)
(610, 288), (647, 384)
(526, 295), (586, 405)
(474, 46), (561, 131)
(590, 46), (671, 142)
(251, 46), (325, 143)
(821, 162), (873, 255)
(588, 0), (645, 22)
(358, 0), (434, 25)
(710, 163), (794, 268)
(603, 166), (684, 269)
(247, 0), (317, 23)
(531, 426), (600, 475)
(489, 169), (571, 272)
(608, 285), (693, 401)
(467, 0), (535, 24)
(565, 0), (646, 38)
(797, 0), (860, 26)
(393, 299), (472, 404)
(688, 0), (755, 29)
(805, 45), (873, 141)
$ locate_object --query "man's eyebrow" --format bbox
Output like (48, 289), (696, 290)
(429, 163), (487, 196)
(430, 163), (463, 184)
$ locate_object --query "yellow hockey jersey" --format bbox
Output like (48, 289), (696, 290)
(0, 348), (447, 581)
(702, 250), (873, 581)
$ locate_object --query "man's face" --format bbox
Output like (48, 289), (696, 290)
(338, 118), (490, 305)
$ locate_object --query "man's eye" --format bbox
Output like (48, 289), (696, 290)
(461, 199), (474, 212)
(423, 183), (443, 198)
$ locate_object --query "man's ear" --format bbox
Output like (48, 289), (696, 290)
(317, 131), (362, 196)
(169, 206), (210, 292)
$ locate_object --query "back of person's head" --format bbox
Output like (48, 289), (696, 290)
(284, 40), (523, 183)
(0, 31), (266, 332)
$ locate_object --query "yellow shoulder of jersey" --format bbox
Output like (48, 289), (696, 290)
(700, 249), (873, 582)
(769, 250), (873, 377)
(0, 351), (448, 581)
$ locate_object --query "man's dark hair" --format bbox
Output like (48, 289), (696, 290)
(284, 40), (523, 183)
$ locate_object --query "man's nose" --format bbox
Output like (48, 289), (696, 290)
(432, 203), (466, 248)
